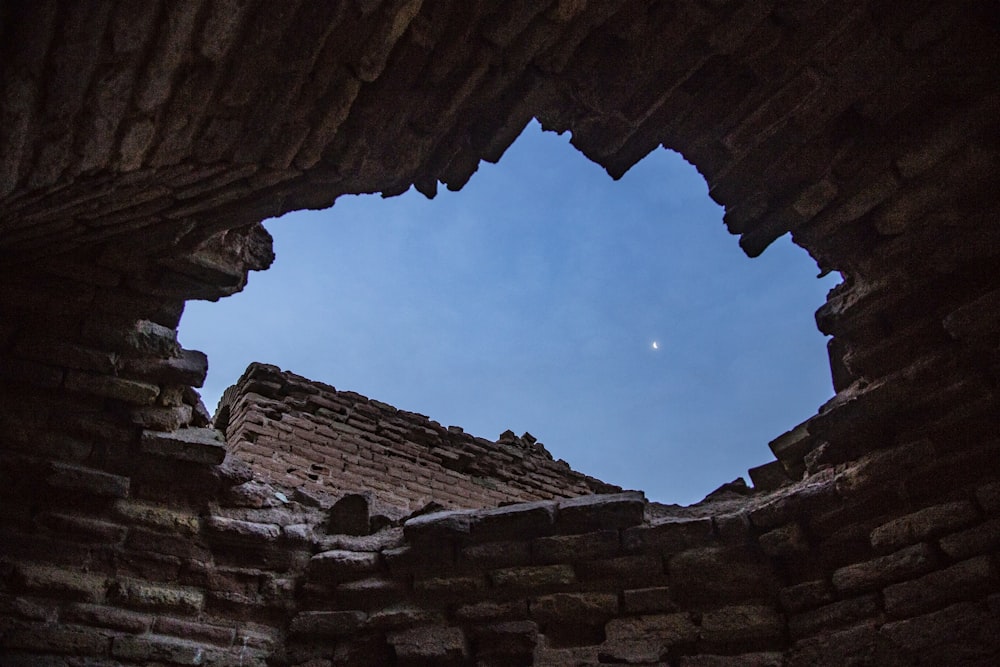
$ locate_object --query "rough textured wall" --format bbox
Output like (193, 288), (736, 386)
(1, 0), (999, 664)
(218, 363), (621, 514)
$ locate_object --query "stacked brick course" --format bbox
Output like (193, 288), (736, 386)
(218, 363), (620, 514)
(1, 0), (999, 664)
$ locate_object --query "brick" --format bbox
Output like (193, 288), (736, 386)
(622, 517), (714, 553)
(204, 515), (281, 543)
(308, 550), (380, 583)
(61, 602), (151, 633)
(533, 530), (619, 563)
(831, 542), (938, 593)
(788, 594), (880, 638)
(883, 555), (997, 618)
(13, 562), (107, 603)
(778, 580), (835, 614)
(153, 616), (237, 647)
(576, 553), (662, 581)
(65, 370), (159, 404)
(140, 427), (227, 464)
(623, 586), (676, 613)
(110, 578), (204, 614)
(700, 604), (784, 643)
(555, 491), (645, 533)
(2, 620), (111, 655)
(758, 522), (809, 557)
(490, 564), (575, 589)
(938, 517), (1000, 559)
(869, 500), (979, 553)
(387, 626), (467, 662)
(602, 613), (698, 663)
(530, 592), (618, 625)
(112, 634), (207, 665)
(669, 547), (777, 603)
(46, 462), (130, 498)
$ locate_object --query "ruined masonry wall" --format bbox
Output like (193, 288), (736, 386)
(218, 363), (621, 514)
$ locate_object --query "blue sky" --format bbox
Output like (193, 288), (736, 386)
(180, 122), (839, 505)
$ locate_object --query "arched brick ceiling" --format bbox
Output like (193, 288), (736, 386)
(2, 0), (996, 277)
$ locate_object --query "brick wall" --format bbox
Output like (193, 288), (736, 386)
(218, 363), (621, 515)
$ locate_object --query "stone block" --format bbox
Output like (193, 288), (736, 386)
(880, 601), (1000, 658)
(119, 348), (208, 386)
(460, 540), (531, 568)
(471, 620), (539, 658)
(470, 500), (557, 542)
(61, 602), (151, 633)
(758, 522), (809, 557)
(204, 515), (281, 543)
(976, 481), (1000, 514)
(883, 555), (997, 618)
(35, 511), (127, 543)
(288, 610), (367, 637)
(129, 404), (193, 430)
(455, 599), (527, 622)
(785, 622), (883, 667)
(869, 500), (979, 553)
(700, 604), (784, 644)
(112, 634), (207, 665)
(47, 461), (130, 498)
(327, 493), (370, 535)
(668, 547), (777, 603)
(622, 517), (714, 554)
(602, 613), (698, 663)
(938, 517), (1000, 559)
(778, 580), (835, 613)
(413, 574), (486, 596)
(140, 427), (227, 464)
(533, 530), (619, 564)
(575, 553), (663, 581)
(2, 620), (111, 655)
(679, 653), (783, 667)
(490, 564), (575, 589)
(308, 550), (381, 583)
(831, 542), (938, 593)
(109, 578), (204, 614)
(65, 370), (159, 404)
(788, 594), (880, 638)
(153, 615), (238, 647)
(387, 626), (468, 663)
(623, 586), (676, 613)
(530, 592), (618, 625)
(13, 562), (107, 603)
(556, 491), (645, 534)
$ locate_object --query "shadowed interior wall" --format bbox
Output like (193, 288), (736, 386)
(1, 1), (998, 665)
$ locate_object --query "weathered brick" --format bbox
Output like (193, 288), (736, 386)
(778, 580), (835, 614)
(530, 592), (618, 625)
(387, 625), (467, 661)
(788, 594), (880, 638)
(938, 517), (1000, 559)
(669, 547), (777, 603)
(204, 515), (281, 543)
(46, 462), (130, 498)
(602, 613), (698, 663)
(622, 517), (714, 554)
(2, 620), (111, 655)
(831, 542), (938, 593)
(112, 634), (207, 665)
(61, 602), (151, 633)
(110, 578), (204, 614)
(308, 550), (380, 583)
(533, 530), (619, 564)
(13, 562), (107, 603)
(623, 586), (676, 613)
(700, 604), (784, 644)
(490, 564), (575, 589)
(869, 500), (979, 553)
(288, 610), (366, 637)
(140, 427), (227, 464)
(883, 555), (997, 618)
(556, 491), (645, 533)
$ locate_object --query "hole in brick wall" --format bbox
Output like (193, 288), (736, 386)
(180, 122), (840, 504)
